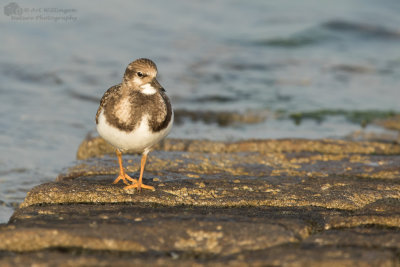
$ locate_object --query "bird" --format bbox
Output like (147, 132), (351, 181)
(95, 58), (173, 191)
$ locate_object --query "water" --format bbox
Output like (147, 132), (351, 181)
(1, 0), (400, 222)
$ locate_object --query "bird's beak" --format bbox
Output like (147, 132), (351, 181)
(151, 78), (165, 92)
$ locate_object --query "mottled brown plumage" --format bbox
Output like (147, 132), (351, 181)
(95, 84), (120, 125)
(95, 58), (174, 191)
(95, 84), (172, 133)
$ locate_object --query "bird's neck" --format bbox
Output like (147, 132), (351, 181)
(120, 83), (132, 96)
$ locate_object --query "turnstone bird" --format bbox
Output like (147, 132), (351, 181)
(95, 58), (173, 191)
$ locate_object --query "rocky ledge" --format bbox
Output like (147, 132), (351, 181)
(1, 137), (400, 266)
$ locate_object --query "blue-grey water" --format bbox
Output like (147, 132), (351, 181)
(1, 0), (400, 222)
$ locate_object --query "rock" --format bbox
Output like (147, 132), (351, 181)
(76, 137), (400, 160)
(3, 204), (309, 254)
(375, 115), (400, 131)
(346, 129), (399, 143)
(1, 138), (400, 266)
(173, 109), (268, 127)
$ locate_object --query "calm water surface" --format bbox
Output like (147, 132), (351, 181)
(1, 0), (400, 222)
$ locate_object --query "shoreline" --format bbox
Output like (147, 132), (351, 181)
(1, 137), (400, 265)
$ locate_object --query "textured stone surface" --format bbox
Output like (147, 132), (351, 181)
(76, 136), (400, 160)
(2, 204), (310, 253)
(1, 138), (400, 266)
(20, 173), (400, 211)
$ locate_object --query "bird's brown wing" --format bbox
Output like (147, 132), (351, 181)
(95, 83), (122, 124)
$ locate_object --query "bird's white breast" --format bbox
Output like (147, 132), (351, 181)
(96, 109), (173, 153)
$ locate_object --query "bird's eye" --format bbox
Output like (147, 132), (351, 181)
(137, 72), (144, 78)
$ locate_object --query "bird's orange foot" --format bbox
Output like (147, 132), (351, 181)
(112, 173), (137, 185)
(124, 182), (155, 191)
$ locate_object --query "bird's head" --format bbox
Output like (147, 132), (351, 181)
(122, 58), (164, 94)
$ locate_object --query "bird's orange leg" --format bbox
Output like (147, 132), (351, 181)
(112, 150), (137, 185)
(124, 153), (155, 191)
